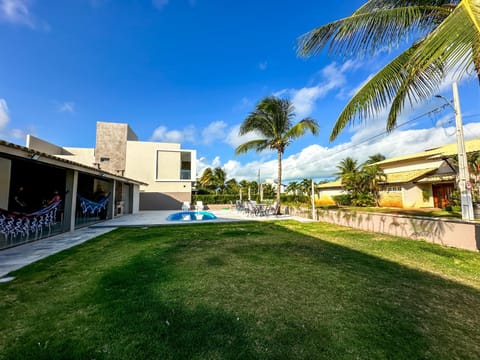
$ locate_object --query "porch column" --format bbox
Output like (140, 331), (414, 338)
(64, 170), (78, 232)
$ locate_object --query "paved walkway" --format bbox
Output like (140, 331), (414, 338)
(0, 210), (312, 280)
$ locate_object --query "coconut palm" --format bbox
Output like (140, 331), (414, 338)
(364, 153), (386, 166)
(235, 96), (319, 213)
(286, 181), (300, 195)
(298, 0), (480, 140)
(336, 157), (360, 198)
(199, 167), (215, 190)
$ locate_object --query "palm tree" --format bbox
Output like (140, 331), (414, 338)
(213, 167), (227, 193)
(364, 153), (386, 166)
(336, 157), (360, 198)
(199, 167), (215, 190)
(286, 181), (300, 195)
(298, 1), (480, 140)
(300, 178), (312, 195)
(235, 96), (319, 213)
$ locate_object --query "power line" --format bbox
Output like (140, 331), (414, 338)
(328, 104), (451, 157)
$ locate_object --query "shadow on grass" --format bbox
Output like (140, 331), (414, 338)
(2, 222), (480, 359)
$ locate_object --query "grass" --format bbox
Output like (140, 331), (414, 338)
(1, 221), (480, 359)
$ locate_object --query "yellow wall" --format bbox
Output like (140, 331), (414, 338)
(157, 151), (181, 179)
(379, 191), (403, 208)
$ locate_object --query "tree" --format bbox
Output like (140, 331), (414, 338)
(235, 96), (320, 213)
(213, 167), (227, 193)
(336, 155), (386, 206)
(336, 157), (361, 199)
(364, 153), (386, 166)
(199, 168), (215, 191)
(225, 178), (239, 195)
(298, 0), (480, 140)
(300, 178), (312, 195)
(286, 181), (300, 195)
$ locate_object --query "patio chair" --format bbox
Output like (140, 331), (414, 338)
(267, 202), (279, 215)
(195, 201), (204, 211)
(182, 202), (190, 211)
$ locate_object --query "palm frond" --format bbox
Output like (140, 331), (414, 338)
(298, 5), (450, 58)
(409, 0), (480, 80)
(285, 118), (320, 140)
(234, 139), (269, 156)
(329, 43), (444, 140)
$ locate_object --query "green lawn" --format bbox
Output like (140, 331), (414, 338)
(1, 221), (480, 359)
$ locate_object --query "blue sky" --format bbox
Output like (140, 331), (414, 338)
(1, 0), (480, 182)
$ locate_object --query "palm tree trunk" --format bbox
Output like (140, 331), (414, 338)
(277, 150), (282, 215)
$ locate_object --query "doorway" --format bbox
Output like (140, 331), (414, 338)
(432, 184), (454, 208)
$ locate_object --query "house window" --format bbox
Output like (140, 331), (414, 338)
(381, 186), (402, 192)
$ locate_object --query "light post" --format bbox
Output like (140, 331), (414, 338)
(435, 81), (474, 221)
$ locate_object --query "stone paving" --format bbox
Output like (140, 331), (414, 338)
(0, 210), (313, 280)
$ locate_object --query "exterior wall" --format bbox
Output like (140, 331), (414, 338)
(139, 191), (191, 210)
(379, 190), (403, 207)
(58, 148), (95, 167)
(95, 122), (138, 175)
(315, 209), (480, 252)
(317, 188), (344, 205)
(0, 158), (11, 209)
(26, 135), (71, 155)
(403, 184), (422, 208)
(157, 151), (181, 179)
(126, 141), (195, 210)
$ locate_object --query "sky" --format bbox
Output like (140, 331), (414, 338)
(1, 0), (480, 183)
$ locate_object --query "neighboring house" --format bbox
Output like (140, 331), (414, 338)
(316, 180), (344, 205)
(317, 138), (480, 209)
(27, 121), (196, 210)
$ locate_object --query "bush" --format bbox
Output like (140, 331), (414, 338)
(332, 194), (352, 206)
(192, 194), (238, 205)
(352, 193), (376, 207)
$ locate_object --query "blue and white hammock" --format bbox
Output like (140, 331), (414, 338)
(0, 200), (61, 242)
(78, 194), (109, 215)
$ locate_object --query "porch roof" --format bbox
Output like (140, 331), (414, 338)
(382, 168), (438, 184)
(0, 139), (147, 186)
(317, 180), (342, 189)
(375, 138), (480, 166)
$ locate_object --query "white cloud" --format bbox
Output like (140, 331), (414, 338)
(225, 124), (263, 148)
(0, 0), (49, 30)
(152, 0), (169, 10)
(204, 121), (480, 182)
(202, 120), (227, 144)
(0, 98), (31, 143)
(259, 61), (267, 71)
(150, 125), (195, 143)
(58, 102), (75, 113)
(275, 61), (354, 118)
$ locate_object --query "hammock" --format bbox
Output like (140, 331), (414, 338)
(0, 200), (62, 242)
(78, 194), (109, 215)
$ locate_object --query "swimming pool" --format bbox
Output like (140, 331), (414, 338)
(166, 211), (217, 221)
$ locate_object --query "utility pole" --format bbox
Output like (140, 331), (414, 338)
(452, 82), (474, 220)
(437, 82), (474, 221)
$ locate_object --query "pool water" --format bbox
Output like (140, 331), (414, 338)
(166, 211), (217, 221)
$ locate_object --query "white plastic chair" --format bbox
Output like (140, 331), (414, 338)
(182, 202), (190, 211)
(195, 201), (204, 211)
